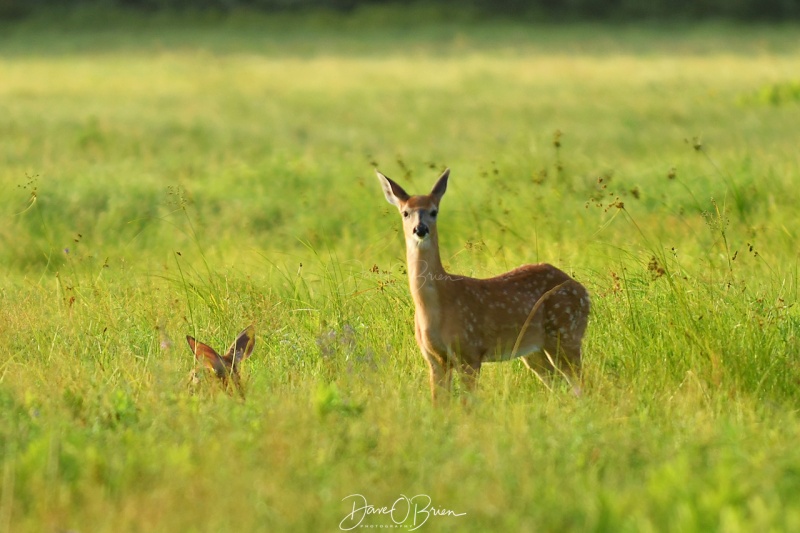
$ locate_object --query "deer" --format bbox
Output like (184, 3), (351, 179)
(186, 324), (255, 398)
(377, 168), (590, 402)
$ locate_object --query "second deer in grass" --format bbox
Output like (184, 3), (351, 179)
(378, 168), (590, 402)
(187, 325), (255, 397)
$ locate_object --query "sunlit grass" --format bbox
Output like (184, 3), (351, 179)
(1, 12), (800, 532)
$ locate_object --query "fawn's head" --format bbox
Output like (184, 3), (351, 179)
(377, 168), (449, 247)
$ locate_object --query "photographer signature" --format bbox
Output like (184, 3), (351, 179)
(339, 493), (466, 531)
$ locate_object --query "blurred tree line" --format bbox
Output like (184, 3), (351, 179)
(1, 0), (798, 20)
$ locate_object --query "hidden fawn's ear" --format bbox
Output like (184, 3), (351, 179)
(186, 336), (227, 377)
(430, 168), (449, 203)
(376, 170), (410, 209)
(223, 324), (256, 368)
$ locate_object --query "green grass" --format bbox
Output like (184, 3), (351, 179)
(2, 10), (800, 532)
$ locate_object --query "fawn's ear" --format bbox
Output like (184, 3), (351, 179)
(376, 170), (410, 209)
(430, 168), (449, 203)
(224, 324), (256, 367)
(186, 336), (227, 377)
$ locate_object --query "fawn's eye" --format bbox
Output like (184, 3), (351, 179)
(430, 210), (438, 218)
(402, 211), (409, 218)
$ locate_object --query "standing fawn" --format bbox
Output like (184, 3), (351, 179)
(186, 324), (255, 397)
(377, 168), (590, 402)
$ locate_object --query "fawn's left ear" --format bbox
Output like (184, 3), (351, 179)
(376, 170), (410, 209)
(430, 168), (449, 203)
(224, 324), (255, 367)
(186, 336), (227, 377)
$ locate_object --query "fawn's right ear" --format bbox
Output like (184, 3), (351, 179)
(223, 324), (256, 368)
(376, 170), (410, 209)
(186, 336), (227, 378)
(430, 168), (449, 203)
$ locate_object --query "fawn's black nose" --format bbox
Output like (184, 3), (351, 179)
(413, 223), (429, 238)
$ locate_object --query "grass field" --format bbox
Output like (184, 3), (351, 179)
(2, 9), (800, 532)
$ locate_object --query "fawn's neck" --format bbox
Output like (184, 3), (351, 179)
(405, 232), (446, 304)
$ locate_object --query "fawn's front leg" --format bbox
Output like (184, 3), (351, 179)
(423, 351), (453, 405)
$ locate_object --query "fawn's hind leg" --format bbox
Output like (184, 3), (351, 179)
(459, 361), (481, 393)
(543, 334), (582, 395)
(521, 350), (557, 389)
(522, 337), (582, 394)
